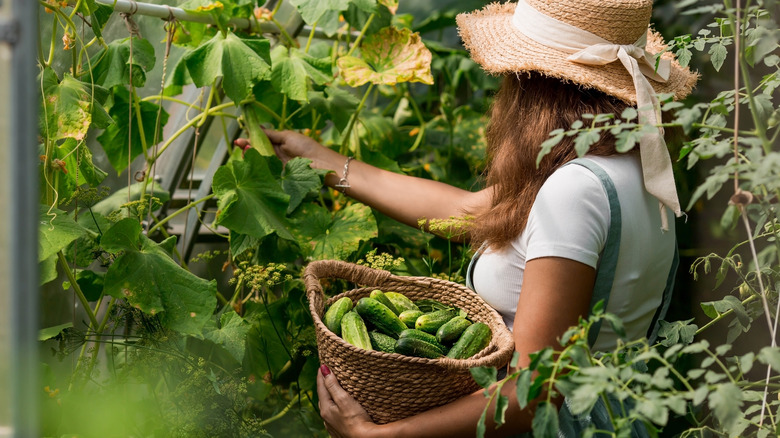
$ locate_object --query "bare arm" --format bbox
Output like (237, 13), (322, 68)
(237, 130), (491, 233)
(317, 257), (596, 438)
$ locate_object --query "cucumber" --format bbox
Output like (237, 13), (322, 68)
(414, 299), (453, 313)
(323, 296), (353, 336)
(368, 331), (396, 353)
(341, 311), (372, 351)
(385, 292), (419, 313)
(369, 289), (399, 315)
(394, 337), (445, 359)
(436, 315), (473, 345)
(355, 297), (407, 338)
(415, 308), (459, 334)
(446, 323), (492, 359)
(399, 329), (448, 354)
(399, 309), (424, 328)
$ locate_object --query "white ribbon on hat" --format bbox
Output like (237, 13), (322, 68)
(512, 0), (680, 231)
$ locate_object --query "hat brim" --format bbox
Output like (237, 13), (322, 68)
(456, 3), (699, 104)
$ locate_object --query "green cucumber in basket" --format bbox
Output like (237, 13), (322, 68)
(369, 289), (400, 315)
(355, 297), (407, 338)
(394, 336), (445, 359)
(399, 329), (448, 354)
(368, 331), (396, 353)
(399, 309), (424, 328)
(385, 292), (419, 313)
(323, 296), (353, 336)
(415, 308), (459, 334)
(436, 315), (473, 345)
(341, 311), (372, 351)
(414, 298), (452, 313)
(446, 323), (492, 359)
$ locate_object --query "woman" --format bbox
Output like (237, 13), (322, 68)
(240, 0), (698, 435)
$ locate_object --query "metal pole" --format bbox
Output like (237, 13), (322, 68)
(0, 0), (39, 436)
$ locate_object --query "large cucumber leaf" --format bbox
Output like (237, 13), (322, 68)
(102, 218), (216, 336)
(212, 149), (294, 241)
(97, 88), (169, 174)
(88, 37), (156, 89)
(183, 31), (271, 103)
(291, 203), (377, 260)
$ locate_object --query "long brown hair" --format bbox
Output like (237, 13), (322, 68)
(469, 72), (631, 250)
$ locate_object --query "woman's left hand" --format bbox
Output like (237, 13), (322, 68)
(317, 365), (382, 438)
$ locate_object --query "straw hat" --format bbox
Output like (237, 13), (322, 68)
(456, 0), (699, 104)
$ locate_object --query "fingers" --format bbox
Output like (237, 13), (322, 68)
(317, 365), (335, 410)
(261, 127), (287, 144)
(233, 138), (250, 148)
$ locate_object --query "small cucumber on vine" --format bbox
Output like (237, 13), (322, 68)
(241, 102), (274, 156)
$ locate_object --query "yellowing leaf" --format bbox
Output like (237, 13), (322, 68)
(378, 0), (398, 14)
(338, 27), (433, 87)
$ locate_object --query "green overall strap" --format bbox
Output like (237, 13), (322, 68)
(647, 244), (679, 342)
(567, 159), (622, 347)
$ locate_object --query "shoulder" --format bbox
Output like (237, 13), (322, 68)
(522, 160), (614, 268)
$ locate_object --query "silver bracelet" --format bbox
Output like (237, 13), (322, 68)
(334, 156), (353, 195)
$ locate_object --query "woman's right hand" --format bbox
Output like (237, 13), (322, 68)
(234, 129), (325, 167)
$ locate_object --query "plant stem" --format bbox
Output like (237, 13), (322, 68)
(272, 17), (297, 46)
(305, 21), (318, 53)
(346, 13), (376, 57)
(154, 101), (236, 160)
(340, 83), (374, 156)
(257, 394), (301, 427)
(57, 251), (99, 329)
(148, 193), (215, 234)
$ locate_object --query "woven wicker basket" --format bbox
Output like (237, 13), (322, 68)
(304, 260), (515, 424)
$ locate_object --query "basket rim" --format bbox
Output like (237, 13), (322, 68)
(305, 261), (515, 371)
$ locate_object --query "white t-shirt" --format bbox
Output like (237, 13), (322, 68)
(471, 153), (676, 351)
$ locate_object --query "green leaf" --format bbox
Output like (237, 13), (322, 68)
(470, 366), (497, 389)
(184, 31), (271, 103)
(476, 403), (488, 438)
(102, 218), (217, 336)
(203, 311), (251, 363)
(338, 27), (433, 87)
(39, 205), (89, 262)
(573, 130), (601, 157)
(291, 203), (378, 260)
(88, 37), (156, 89)
(40, 255), (58, 285)
(708, 383), (744, 434)
(39, 322), (74, 341)
(75, 0), (113, 39)
(289, 0), (350, 36)
(344, 2), (393, 37)
(270, 46), (333, 102)
(700, 295), (750, 329)
(281, 158), (328, 213)
(241, 102), (274, 156)
(54, 139), (108, 188)
(40, 69), (93, 142)
(76, 270), (105, 302)
(759, 347), (780, 372)
(537, 130), (565, 166)
(212, 149), (294, 241)
(532, 402), (559, 437)
(494, 394), (508, 426)
(709, 43), (728, 72)
(515, 369), (532, 409)
(657, 319), (698, 347)
(229, 231), (260, 258)
(97, 88), (169, 174)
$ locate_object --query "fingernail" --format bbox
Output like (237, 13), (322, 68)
(320, 365), (331, 376)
